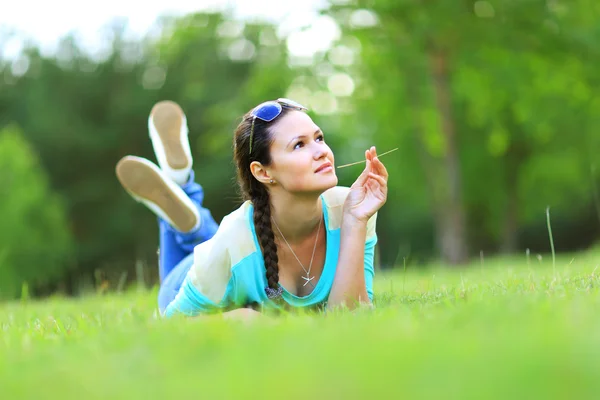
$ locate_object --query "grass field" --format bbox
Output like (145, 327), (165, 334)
(1, 247), (600, 399)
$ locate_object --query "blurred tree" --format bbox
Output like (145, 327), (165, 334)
(1, 2), (600, 296)
(0, 12), (294, 291)
(324, 0), (600, 264)
(0, 124), (73, 299)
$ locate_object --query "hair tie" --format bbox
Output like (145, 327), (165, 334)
(265, 286), (283, 299)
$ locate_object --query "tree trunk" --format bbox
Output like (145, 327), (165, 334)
(500, 172), (519, 253)
(428, 48), (469, 265)
(500, 109), (529, 254)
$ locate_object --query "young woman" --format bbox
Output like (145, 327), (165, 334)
(116, 98), (388, 319)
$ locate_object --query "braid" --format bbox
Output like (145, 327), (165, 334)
(250, 182), (281, 296)
(233, 107), (295, 300)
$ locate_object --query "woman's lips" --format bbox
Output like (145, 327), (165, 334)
(315, 163), (333, 173)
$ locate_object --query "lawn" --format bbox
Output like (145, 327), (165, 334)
(1, 247), (599, 399)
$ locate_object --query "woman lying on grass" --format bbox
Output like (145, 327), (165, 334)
(116, 98), (388, 319)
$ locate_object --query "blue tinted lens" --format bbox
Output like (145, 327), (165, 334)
(251, 102), (282, 122)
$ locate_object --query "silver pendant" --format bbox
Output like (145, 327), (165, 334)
(302, 275), (315, 287)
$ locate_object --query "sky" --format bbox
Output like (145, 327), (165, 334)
(0, 0), (334, 59)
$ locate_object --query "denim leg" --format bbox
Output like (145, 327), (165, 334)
(158, 252), (194, 314)
(158, 170), (219, 282)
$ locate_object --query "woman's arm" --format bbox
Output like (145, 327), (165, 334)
(328, 147), (388, 310)
(328, 214), (371, 308)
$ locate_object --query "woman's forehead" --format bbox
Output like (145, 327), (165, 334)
(271, 111), (318, 140)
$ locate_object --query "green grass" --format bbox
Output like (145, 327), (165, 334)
(2, 248), (600, 399)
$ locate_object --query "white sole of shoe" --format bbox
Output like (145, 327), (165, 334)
(148, 101), (193, 185)
(116, 156), (200, 233)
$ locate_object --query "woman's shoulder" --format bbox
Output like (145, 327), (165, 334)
(219, 200), (253, 232)
(321, 186), (350, 230)
(322, 186), (351, 207)
(188, 200), (257, 302)
(206, 200), (257, 264)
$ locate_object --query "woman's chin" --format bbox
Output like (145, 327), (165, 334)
(316, 174), (338, 191)
(286, 175), (338, 196)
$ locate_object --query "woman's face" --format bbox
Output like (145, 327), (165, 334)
(266, 110), (338, 194)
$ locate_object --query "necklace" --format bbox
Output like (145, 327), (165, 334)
(271, 214), (322, 288)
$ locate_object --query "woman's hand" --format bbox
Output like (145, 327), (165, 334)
(343, 146), (388, 223)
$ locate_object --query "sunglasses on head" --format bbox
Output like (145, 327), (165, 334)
(249, 98), (308, 154)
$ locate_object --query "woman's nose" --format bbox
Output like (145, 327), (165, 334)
(313, 147), (327, 160)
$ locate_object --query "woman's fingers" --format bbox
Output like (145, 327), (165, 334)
(369, 147), (388, 178)
(353, 148), (387, 189)
(352, 155), (371, 188)
(373, 156), (389, 179)
(367, 172), (387, 187)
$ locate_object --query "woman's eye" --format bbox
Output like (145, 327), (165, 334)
(294, 135), (324, 149)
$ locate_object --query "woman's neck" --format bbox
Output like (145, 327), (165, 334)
(269, 190), (323, 242)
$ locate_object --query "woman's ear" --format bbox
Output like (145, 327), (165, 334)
(250, 161), (273, 185)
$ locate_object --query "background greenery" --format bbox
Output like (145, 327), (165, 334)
(0, 0), (599, 299)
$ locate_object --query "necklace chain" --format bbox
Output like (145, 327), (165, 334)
(271, 214), (322, 288)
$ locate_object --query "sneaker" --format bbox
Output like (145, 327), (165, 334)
(148, 100), (193, 186)
(116, 156), (200, 233)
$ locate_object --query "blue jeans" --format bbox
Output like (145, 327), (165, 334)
(156, 171), (219, 313)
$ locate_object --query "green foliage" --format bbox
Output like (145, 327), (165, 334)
(0, 124), (73, 299)
(0, 14), (295, 289)
(323, 0), (600, 261)
(1, 2), (600, 289)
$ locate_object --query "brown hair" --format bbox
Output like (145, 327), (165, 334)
(233, 107), (293, 298)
